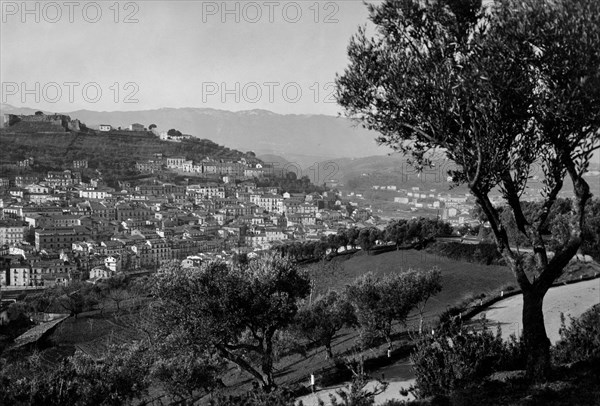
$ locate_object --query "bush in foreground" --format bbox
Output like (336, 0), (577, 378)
(553, 304), (600, 365)
(0, 343), (151, 406)
(410, 321), (524, 398)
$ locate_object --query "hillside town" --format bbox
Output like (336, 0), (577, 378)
(0, 113), (403, 290)
(2, 1), (600, 404)
(4, 112), (592, 292)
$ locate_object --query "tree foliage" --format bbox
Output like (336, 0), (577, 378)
(54, 282), (98, 318)
(207, 387), (297, 406)
(167, 128), (182, 136)
(151, 253), (310, 391)
(553, 304), (600, 365)
(294, 290), (357, 359)
(336, 0), (600, 380)
(150, 349), (224, 402)
(0, 343), (151, 406)
(406, 267), (443, 334)
(346, 268), (441, 350)
(410, 320), (525, 398)
(96, 275), (133, 312)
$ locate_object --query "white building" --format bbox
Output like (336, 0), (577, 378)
(90, 266), (115, 280)
(80, 189), (112, 200)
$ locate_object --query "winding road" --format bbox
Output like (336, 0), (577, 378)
(475, 278), (600, 344)
(297, 277), (600, 405)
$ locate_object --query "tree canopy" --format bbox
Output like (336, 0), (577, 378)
(336, 0), (600, 380)
(346, 268), (441, 350)
(167, 128), (182, 136)
(294, 290), (357, 359)
(151, 253), (310, 391)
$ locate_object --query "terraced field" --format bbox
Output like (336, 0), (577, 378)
(48, 312), (146, 360)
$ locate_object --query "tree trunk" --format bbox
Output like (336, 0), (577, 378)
(261, 338), (276, 392)
(522, 289), (551, 381)
(385, 334), (392, 351)
(260, 360), (276, 393)
(325, 343), (333, 359)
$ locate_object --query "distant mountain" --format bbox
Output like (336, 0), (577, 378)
(0, 104), (39, 115)
(324, 154), (465, 191)
(0, 104), (388, 159)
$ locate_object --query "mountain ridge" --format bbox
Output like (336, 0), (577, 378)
(0, 103), (387, 159)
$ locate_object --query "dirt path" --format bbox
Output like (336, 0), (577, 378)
(475, 278), (600, 343)
(297, 379), (416, 406)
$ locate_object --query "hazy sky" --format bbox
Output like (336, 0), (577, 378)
(1, 1), (373, 115)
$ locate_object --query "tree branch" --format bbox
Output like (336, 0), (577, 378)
(472, 187), (532, 291)
(399, 122), (444, 148)
(215, 344), (265, 385)
(501, 171), (549, 269)
(469, 139), (483, 189)
(533, 176), (564, 234)
(221, 341), (262, 353)
(537, 157), (591, 292)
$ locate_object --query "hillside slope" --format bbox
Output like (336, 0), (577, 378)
(0, 104), (387, 159)
(0, 130), (255, 178)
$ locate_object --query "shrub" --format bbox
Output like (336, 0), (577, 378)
(0, 343), (151, 406)
(553, 305), (600, 364)
(319, 373), (388, 406)
(208, 387), (297, 406)
(437, 306), (464, 331)
(410, 321), (523, 398)
(426, 242), (504, 265)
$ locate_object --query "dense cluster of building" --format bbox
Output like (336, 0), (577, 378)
(136, 155), (271, 180)
(0, 157), (378, 289)
(2, 113), (479, 291)
(382, 185), (473, 224)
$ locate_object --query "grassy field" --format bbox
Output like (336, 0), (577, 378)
(308, 249), (515, 327)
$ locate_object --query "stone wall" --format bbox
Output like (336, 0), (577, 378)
(2, 114), (72, 132)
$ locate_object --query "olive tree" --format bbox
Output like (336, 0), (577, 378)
(151, 253), (310, 392)
(346, 271), (425, 350)
(294, 290), (356, 359)
(336, 0), (599, 380)
(405, 267), (442, 334)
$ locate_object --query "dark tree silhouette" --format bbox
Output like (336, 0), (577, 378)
(336, 0), (599, 380)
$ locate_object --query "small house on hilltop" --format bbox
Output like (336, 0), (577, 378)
(129, 123), (144, 131)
